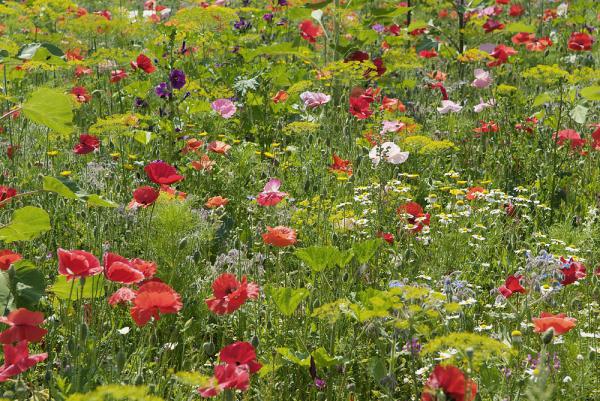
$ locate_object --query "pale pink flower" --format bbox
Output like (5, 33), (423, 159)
(474, 98), (496, 113)
(257, 179), (288, 206)
(299, 91), (331, 108)
(369, 142), (409, 166)
(472, 69), (492, 89)
(437, 100), (463, 114)
(211, 99), (237, 118)
(380, 120), (406, 134)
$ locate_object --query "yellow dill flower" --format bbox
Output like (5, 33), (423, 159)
(47, 150), (59, 156)
(60, 170), (72, 177)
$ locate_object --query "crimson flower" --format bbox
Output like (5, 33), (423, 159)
(533, 312), (576, 335)
(349, 97), (373, 120)
(131, 54), (156, 73)
(329, 154), (353, 177)
(299, 20), (322, 43)
(205, 273), (259, 315)
(567, 32), (594, 51)
(104, 252), (156, 284)
(73, 134), (100, 154)
(0, 341), (47, 382)
(130, 281), (182, 326)
(482, 18), (504, 33)
(0, 186), (17, 206)
(0, 250), (22, 271)
(487, 44), (516, 67)
(110, 69), (128, 83)
(498, 274), (526, 298)
(198, 363), (250, 397)
(418, 49), (438, 58)
(0, 308), (47, 344)
(554, 129), (586, 150)
(219, 342), (262, 374)
(397, 202), (430, 232)
(144, 161), (184, 185)
(509, 4), (524, 16)
(559, 258), (586, 286)
(421, 365), (477, 401)
(377, 232), (395, 244)
(133, 186), (160, 207)
(57, 248), (102, 281)
(71, 86), (91, 103)
(511, 32), (534, 45)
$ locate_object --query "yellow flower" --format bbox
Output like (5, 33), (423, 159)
(47, 150), (59, 156)
(60, 171), (72, 177)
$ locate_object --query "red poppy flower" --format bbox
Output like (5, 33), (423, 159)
(271, 90), (289, 104)
(345, 51), (370, 63)
(592, 125), (600, 150)
(0, 186), (17, 206)
(299, 20), (323, 43)
(418, 49), (438, 58)
(554, 129), (586, 149)
(75, 66), (93, 78)
(57, 248), (102, 281)
(377, 232), (395, 244)
(190, 154), (215, 171)
(0, 250), (22, 271)
(532, 312), (576, 335)
(509, 4), (524, 16)
(567, 32), (594, 51)
(421, 364), (477, 401)
(0, 308), (47, 344)
(349, 97), (373, 120)
(487, 44), (516, 67)
(66, 48), (84, 61)
(205, 196), (229, 209)
(104, 253), (156, 285)
(466, 187), (485, 200)
(0, 340), (47, 382)
(144, 161), (184, 185)
(131, 54), (156, 74)
(130, 281), (182, 326)
(219, 342), (262, 374)
(526, 37), (553, 52)
(397, 202), (431, 232)
(205, 273), (259, 315)
(498, 274), (526, 298)
(71, 86), (91, 103)
(329, 154), (353, 177)
(73, 134), (100, 154)
(108, 287), (137, 306)
(110, 69), (128, 83)
(559, 258), (586, 286)
(133, 186), (160, 207)
(482, 19), (504, 33)
(511, 32), (534, 45)
(198, 364), (250, 398)
(262, 226), (297, 247)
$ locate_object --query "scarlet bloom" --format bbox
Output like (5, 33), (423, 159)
(509, 4), (524, 16)
(191, 154), (216, 171)
(133, 186), (160, 207)
(0, 308), (47, 344)
(329, 154), (353, 177)
(205, 273), (259, 315)
(130, 281), (182, 326)
(219, 342), (262, 374)
(0, 186), (17, 205)
(567, 32), (594, 51)
(532, 312), (576, 335)
(0, 340), (47, 382)
(349, 97), (373, 120)
(73, 134), (100, 154)
(104, 252), (156, 284)
(487, 44), (516, 67)
(262, 226), (297, 247)
(554, 129), (586, 149)
(466, 187), (485, 200)
(257, 179), (287, 207)
(198, 363), (250, 397)
(418, 49), (438, 58)
(299, 20), (323, 43)
(57, 248), (102, 281)
(559, 258), (586, 286)
(271, 90), (289, 103)
(397, 202), (430, 233)
(592, 125), (600, 150)
(498, 274), (526, 298)
(110, 69), (128, 83)
(207, 141), (231, 155)
(0, 250), (22, 271)
(71, 86), (91, 103)
(181, 138), (204, 154)
(205, 196), (229, 209)
(144, 161), (184, 185)
(377, 232), (395, 244)
(131, 54), (156, 73)
(421, 365), (477, 401)
(526, 37), (553, 52)
(108, 287), (137, 306)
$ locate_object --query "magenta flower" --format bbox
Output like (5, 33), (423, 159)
(211, 99), (237, 119)
(257, 178), (288, 207)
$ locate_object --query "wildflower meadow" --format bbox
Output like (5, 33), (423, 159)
(0, 0), (599, 400)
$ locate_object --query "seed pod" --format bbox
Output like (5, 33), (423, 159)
(251, 335), (259, 348)
(542, 328), (554, 344)
(203, 341), (216, 356)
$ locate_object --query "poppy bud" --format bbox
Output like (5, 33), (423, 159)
(134, 373), (144, 384)
(202, 341), (216, 356)
(80, 322), (88, 341)
(178, 237), (188, 249)
(346, 383), (355, 391)
(542, 328), (554, 344)
(465, 347), (474, 360)
(251, 335), (259, 348)
(342, 272), (349, 282)
(312, 299), (321, 309)
(67, 338), (76, 354)
(117, 350), (127, 371)
(193, 250), (201, 263)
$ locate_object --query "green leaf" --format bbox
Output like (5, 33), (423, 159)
(369, 357), (387, 383)
(0, 50), (9, 63)
(352, 239), (382, 264)
(275, 347), (311, 366)
(13, 260), (45, 308)
(533, 93), (554, 107)
(0, 206), (51, 243)
(311, 347), (341, 367)
(267, 286), (310, 316)
(505, 22), (536, 33)
(580, 85), (600, 101)
(50, 275), (105, 300)
(294, 245), (340, 272)
(133, 130), (155, 145)
(570, 105), (588, 124)
(17, 43), (64, 60)
(22, 87), (74, 137)
(43, 176), (79, 199)
(0, 271), (12, 312)
(304, 0), (332, 10)
(85, 194), (118, 208)
(407, 20), (428, 32)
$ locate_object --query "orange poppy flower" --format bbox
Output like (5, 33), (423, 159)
(205, 196), (229, 209)
(532, 312), (576, 335)
(208, 141), (231, 155)
(262, 226), (297, 247)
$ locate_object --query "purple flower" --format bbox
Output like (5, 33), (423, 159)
(155, 82), (171, 98)
(276, 18), (287, 26)
(278, 0), (288, 5)
(263, 13), (274, 22)
(234, 18), (251, 31)
(372, 24), (385, 33)
(402, 338), (421, 355)
(314, 378), (326, 390)
(169, 69), (186, 90)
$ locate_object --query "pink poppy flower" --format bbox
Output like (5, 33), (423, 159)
(256, 179), (288, 207)
(437, 100), (463, 114)
(211, 99), (237, 118)
(299, 91), (331, 108)
(471, 69), (492, 89)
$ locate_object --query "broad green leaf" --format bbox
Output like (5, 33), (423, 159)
(43, 176), (78, 199)
(173, 372), (213, 387)
(533, 93), (554, 107)
(50, 275), (105, 300)
(336, 249), (354, 268)
(311, 347), (341, 367)
(294, 245), (340, 272)
(407, 20), (428, 32)
(17, 43), (64, 60)
(0, 206), (51, 243)
(304, 0), (333, 10)
(133, 130), (155, 145)
(570, 105), (588, 124)
(580, 85), (600, 101)
(505, 22), (536, 33)
(241, 43), (313, 61)
(352, 239), (383, 264)
(267, 286), (309, 316)
(22, 87), (74, 137)
(85, 194), (118, 208)
(275, 347), (310, 366)
(368, 357), (387, 383)
(0, 271), (12, 313)
(0, 50), (8, 63)
(13, 260), (46, 308)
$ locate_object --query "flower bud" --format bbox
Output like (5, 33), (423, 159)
(542, 328), (554, 344)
